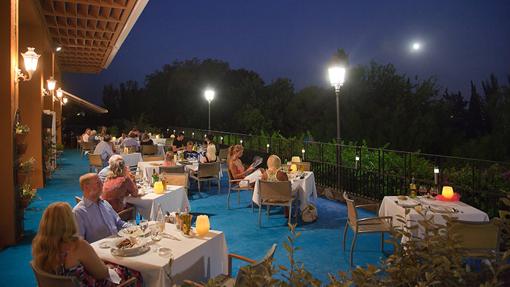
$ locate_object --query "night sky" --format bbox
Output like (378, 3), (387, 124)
(62, 0), (510, 105)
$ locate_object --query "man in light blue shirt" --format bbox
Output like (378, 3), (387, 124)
(73, 173), (129, 243)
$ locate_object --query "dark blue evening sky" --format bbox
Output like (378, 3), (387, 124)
(62, 0), (510, 105)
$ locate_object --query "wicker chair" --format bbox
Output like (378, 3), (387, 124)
(342, 192), (392, 266)
(30, 261), (137, 287)
(189, 162), (221, 194)
(159, 172), (189, 195)
(226, 167), (254, 210)
(258, 180), (295, 227)
(183, 244), (277, 287)
(296, 162), (311, 172)
(81, 141), (95, 157)
(449, 218), (501, 260)
(141, 144), (158, 156)
(88, 154), (103, 172)
(142, 155), (164, 162)
(159, 165), (185, 173)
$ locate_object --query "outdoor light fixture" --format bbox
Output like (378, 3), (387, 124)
(56, 88), (63, 98)
(55, 46), (62, 52)
(16, 47), (40, 82)
(302, 148), (306, 161)
(240, 139), (243, 145)
(434, 167), (440, 185)
(47, 77), (56, 91)
(204, 88), (216, 131)
(266, 143), (270, 153)
(328, 66), (346, 92)
(62, 97), (68, 105)
(355, 155), (360, 169)
(355, 156), (360, 161)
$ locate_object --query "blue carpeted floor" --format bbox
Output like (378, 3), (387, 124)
(0, 150), (390, 285)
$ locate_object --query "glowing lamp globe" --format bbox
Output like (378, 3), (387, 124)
(47, 77), (57, 91)
(56, 88), (63, 98)
(328, 66), (346, 88)
(441, 186), (454, 199)
(204, 89), (215, 103)
(62, 97), (68, 104)
(195, 215), (210, 237)
(21, 47), (40, 73)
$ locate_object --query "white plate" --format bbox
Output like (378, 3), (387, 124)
(110, 237), (149, 257)
(429, 205), (457, 213)
(398, 199), (419, 208)
(118, 226), (144, 237)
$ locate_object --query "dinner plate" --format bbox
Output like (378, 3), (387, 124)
(118, 226), (147, 237)
(397, 199), (419, 208)
(429, 205), (457, 214)
(110, 238), (149, 257)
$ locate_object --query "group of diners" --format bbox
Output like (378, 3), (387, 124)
(32, 173), (143, 286)
(227, 144), (287, 182)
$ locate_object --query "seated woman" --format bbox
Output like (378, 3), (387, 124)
(32, 202), (142, 286)
(162, 151), (176, 167)
(183, 141), (199, 160)
(227, 144), (255, 179)
(261, 155), (288, 182)
(140, 133), (154, 145)
(200, 137), (217, 163)
(102, 158), (140, 213)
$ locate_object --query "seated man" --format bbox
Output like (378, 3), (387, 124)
(172, 132), (186, 152)
(93, 134), (114, 166)
(121, 131), (140, 151)
(183, 141), (199, 160)
(73, 173), (129, 243)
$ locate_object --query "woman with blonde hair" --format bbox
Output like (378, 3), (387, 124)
(32, 202), (142, 286)
(227, 144), (255, 179)
(261, 155), (288, 182)
(102, 157), (139, 212)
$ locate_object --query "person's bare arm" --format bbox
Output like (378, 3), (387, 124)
(77, 239), (109, 279)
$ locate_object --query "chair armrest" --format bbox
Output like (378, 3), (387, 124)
(355, 203), (380, 210)
(182, 280), (205, 287)
(117, 277), (137, 287)
(118, 207), (135, 221)
(228, 253), (257, 277)
(357, 216), (393, 225)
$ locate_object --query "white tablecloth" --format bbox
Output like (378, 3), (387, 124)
(121, 153), (143, 168)
(152, 138), (168, 145)
(379, 196), (489, 242)
(126, 185), (190, 220)
(138, 161), (198, 181)
(91, 224), (228, 286)
(252, 171), (318, 211)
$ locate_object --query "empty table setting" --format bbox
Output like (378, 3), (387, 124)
(91, 222), (228, 286)
(379, 195), (489, 242)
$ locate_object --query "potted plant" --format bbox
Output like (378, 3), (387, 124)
(15, 122), (30, 144)
(19, 183), (36, 209)
(18, 157), (36, 184)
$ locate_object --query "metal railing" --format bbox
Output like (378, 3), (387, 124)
(170, 126), (510, 217)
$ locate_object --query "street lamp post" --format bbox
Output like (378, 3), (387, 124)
(204, 88), (215, 132)
(328, 65), (346, 192)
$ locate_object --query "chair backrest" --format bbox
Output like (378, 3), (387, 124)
(219, 148), (229, 161)
(81, 141), (95, 151)
(234, 244), (277, 287)
(142, 156), (164, 162)
(141, 144), (158, 155)
(450, 218), (501, 257)
(118, 206), (135, 221)
(296, 162), (311, 172)
(30, 261), (79, 287)
(88, 154), (103, 168)
(160, 173), (189, 190)
(197, 162), (220, 178)
(343, 192), (358, 226)
(160, 165), (185, 173)
(259, 180), (292, 203)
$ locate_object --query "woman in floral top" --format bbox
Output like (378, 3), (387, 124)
(101, 157), (140, 212)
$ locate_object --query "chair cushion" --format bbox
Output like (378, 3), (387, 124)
(263, 199), (291, 204)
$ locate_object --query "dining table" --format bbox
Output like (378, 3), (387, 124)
(378, 195), (489, 242)
(137, 160), (198, 181)
(126, 185), (191, 220)
(91, 223), (228, 286)
(251, 171), (318, 211)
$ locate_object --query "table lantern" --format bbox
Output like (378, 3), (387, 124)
(290, 164), (298, 172)
(195, 215), (210, 237)
(441, 186), (454, 199)
(291, 156), (301, 163)
(154, 181), (165, 194)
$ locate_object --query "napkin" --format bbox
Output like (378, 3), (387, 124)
(108, 268), (121, 284)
